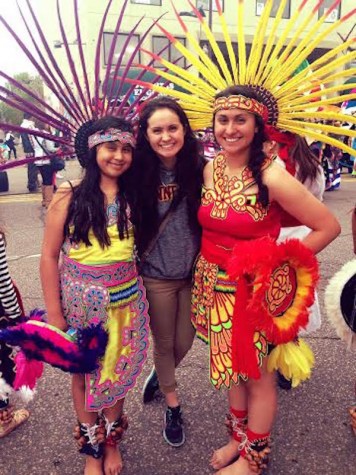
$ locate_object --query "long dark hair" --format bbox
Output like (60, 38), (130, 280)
(64, 116), (134, 248)
(290, 136), (320, 184)
(214, 85), (269, 207)
(132, 96), (204, 255)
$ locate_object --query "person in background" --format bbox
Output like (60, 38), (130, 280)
(0, 229), (30, 438)
(132, 96), (204, 447)
(264, 130), (326, 390)
(31, 120), (57, 208)
(5, 131), (17, 160)
(20, 113), (39, 193)
(0, 140), (10, 162)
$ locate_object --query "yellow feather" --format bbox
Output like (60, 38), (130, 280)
(237, 0), (246, 83)
(275, 45), (356, 98)
(168, 37), (224, 89)
(270, 15), (355, 88)
(286, 93), (356, 111)
(280, 119), (356, 139)
(218, 6), (238, 82)
(141, 64), (214, 100)
(279, 84), (356, 107)
(283, 112), (356, 126)
(199, 18), (232, 85)
(246, 0), (274, 83)
(254, 0), (291, 84)
(260, 2), (317, 83)
(277, 121), (356, 156)
(267, 340), (314, 387)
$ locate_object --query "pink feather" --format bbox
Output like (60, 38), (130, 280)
(13, 351), (44, 391)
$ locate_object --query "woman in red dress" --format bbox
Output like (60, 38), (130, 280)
(191, 85), (340, 475)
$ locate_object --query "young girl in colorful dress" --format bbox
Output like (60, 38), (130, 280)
(132, 97), (204, 447)
(40, 116), (149, 475)
(191, 86), (340, 475)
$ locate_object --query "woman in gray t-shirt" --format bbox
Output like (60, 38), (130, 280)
(132, 97), (205, 448)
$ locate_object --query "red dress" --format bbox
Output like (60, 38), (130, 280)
(191, 152), (282, 389)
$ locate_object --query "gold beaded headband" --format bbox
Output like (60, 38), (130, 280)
(88, 128), (136, 150)
(213, 95), (268, 122)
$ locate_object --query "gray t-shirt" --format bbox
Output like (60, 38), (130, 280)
(141, 167), (200, 280)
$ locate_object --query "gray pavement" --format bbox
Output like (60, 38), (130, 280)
(0, 163), (355, 475)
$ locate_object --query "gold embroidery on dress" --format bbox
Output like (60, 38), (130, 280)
(202, 153), (270, 221)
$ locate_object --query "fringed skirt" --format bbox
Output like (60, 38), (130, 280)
(191, 254), (269, 390)
(60, 256), (149, 411)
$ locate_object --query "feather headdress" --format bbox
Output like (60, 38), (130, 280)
(0, 0), (168, 168)
(128, 0), (356, 155)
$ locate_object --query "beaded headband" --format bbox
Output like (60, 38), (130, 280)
(88, 129), (136, 150)
(213, 95), (268, 122)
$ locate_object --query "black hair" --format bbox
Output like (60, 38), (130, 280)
(214, 85), (269, 207)
(132, 96), (205, 255)
(65, 116), (135, 248)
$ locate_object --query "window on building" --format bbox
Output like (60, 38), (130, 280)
(152, 36), (187, 68)
(318, 0), (341, 23)
(256, 0), (291, 19)
(103, 32), (141, 66)
(130, 0), (162, 5)
(196, 0), (224, 13)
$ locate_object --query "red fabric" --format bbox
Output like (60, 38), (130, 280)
(231, 275), (261, 378)
(231, 408), (248, 418)
(240, 428), (270, 457)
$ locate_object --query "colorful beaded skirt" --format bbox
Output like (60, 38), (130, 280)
(60, 256), (149, 411)
(191, 254), (269, 390)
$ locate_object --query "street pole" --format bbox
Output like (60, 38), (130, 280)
(208, 0), (213, 31)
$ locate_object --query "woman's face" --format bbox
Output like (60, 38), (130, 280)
(214, 107), (258, 157)
(145, 107), (185, 165)
(96, 140), (133, 179)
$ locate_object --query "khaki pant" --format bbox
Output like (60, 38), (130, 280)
(143, 276), (195, 394)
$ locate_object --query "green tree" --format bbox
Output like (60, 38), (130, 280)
(0, 72), (44, 126)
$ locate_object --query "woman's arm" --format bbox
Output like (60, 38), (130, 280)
(40, 184), (72, 330)
(264, 163), (340, 254)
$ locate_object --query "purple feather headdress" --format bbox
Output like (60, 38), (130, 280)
(0, 0), (176, 171)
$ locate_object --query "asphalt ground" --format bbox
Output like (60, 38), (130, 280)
(0, 162), (355, 475)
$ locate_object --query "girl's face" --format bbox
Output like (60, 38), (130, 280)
(96, 140), (133, 179)
(145, 107), (185, 165)
(214, 107), (258, 158)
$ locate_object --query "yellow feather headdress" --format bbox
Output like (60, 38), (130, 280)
(131, 0), (356, 155)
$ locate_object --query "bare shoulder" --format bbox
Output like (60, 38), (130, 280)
(57, 179), (81, 192)
(262, 160), (287, 184)
(47, 181), (78, 212)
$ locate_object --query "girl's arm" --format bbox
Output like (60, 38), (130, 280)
(40, 184), (72, 330)
(264, 163), (340, 254)
(0, 235), (21, 319)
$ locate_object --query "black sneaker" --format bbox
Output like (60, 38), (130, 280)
(277, 371), (292, 391)
(142, 368), (159, 404)
(163, 406), (185, 447)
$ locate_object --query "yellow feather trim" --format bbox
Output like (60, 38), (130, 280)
(267, 339), (314, 388)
